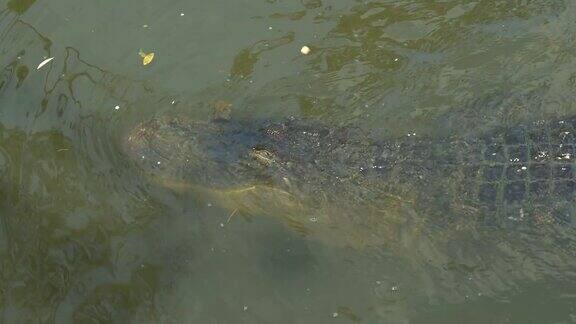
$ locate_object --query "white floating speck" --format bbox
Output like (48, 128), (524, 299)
(36, 57), (54, 70)
(268, 26), (273, 30)
(180, 12), (185, 16)
(300, 45), (311, 55)
(394, 57), (399, 62)
(157, 161), (161, 165)
(521, 166), (527, 170)
(243, 306), (248, 311)
(309, 217), (318, 222)
(332, 312), (339, 318)
(220, 223), (224, 228)
(171, 100), (176, 105)
(142, 24), (149, 28)
(114, 105), (120, 110)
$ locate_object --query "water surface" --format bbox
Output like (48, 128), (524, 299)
(1, 0), (576, 322)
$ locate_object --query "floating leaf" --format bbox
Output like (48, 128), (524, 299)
(138, 49), (155, 66)
(36, 57), (54, 70)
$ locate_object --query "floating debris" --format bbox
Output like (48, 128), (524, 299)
(226, 209), (238, 223)
(139, 50), (155, 66)
(36, 57), (54, 70)
(114, 105), (120, 110)
(300, 45), (311, 55)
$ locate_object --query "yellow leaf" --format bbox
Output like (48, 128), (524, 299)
(138, 50), (155, 66)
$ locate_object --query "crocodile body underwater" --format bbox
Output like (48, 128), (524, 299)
(123, 113), (576, 250)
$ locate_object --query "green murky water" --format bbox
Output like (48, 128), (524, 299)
(2, 0), (576, 323)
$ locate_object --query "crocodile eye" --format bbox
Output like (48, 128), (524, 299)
(250, 148), (277, 167)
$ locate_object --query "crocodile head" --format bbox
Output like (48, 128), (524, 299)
(123, 116), (264, 189)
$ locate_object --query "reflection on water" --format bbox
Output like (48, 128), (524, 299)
(2, 0), (576, 323)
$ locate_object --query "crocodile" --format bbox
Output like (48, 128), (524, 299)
(123, 112), (576, 250)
